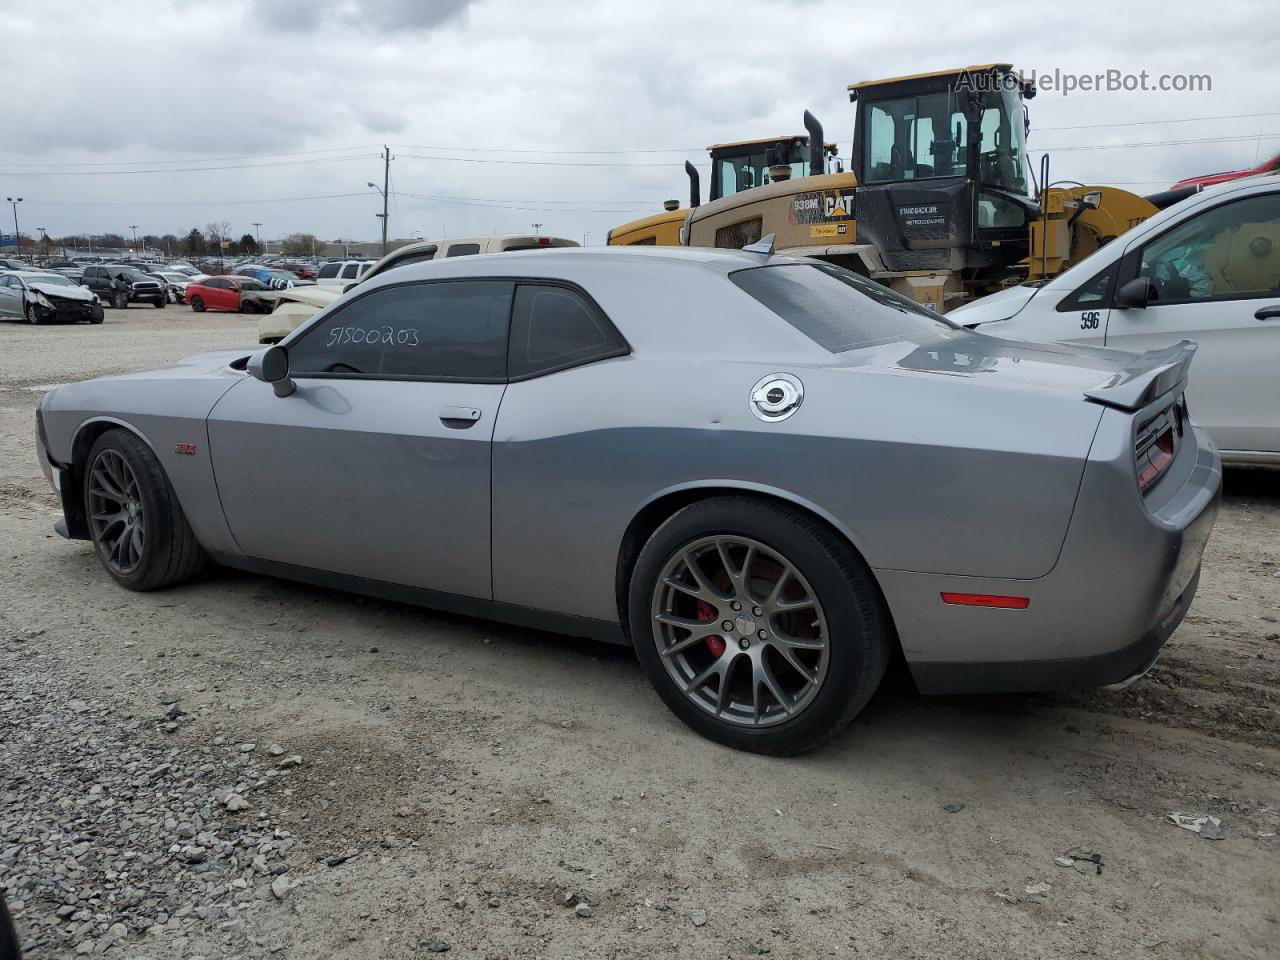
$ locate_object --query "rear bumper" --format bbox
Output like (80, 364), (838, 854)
(881, 417), (1221, 695)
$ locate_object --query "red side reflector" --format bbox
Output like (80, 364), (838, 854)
(941, 593), (1030, 609)
(538, 236), (551, 245)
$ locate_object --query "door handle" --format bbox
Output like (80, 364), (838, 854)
(439, 405), (482, 426)
(1256, 306), (1280, 321)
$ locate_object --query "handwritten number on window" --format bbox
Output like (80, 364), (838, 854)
(326, 326), (421, 348)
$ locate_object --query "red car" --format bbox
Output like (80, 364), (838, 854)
(279, 262), (318, 280)
(186, 276), (270, 313)
(1170, 151), (1280, 190)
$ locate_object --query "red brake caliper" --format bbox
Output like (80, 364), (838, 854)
(696, 600), (726, 657)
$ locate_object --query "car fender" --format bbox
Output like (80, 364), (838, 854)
(629, 477), (875, 564)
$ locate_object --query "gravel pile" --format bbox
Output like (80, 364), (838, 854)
(0, 660), (305, 957)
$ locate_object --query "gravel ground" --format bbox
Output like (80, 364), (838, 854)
(1, 308), (1278, 959)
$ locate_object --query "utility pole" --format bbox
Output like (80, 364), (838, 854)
(368, 146), (392, 255)
(6, 197), (22, 261)
(251, 221), (262, 254)
(129, 225), (139, 258)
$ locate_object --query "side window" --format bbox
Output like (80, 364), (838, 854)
(288, 281), (513, 381)
(1057, 262), (1119, 312)
(317, 263), (340, 279)
(340, 263), (360, 279)
(0, 276), (12, 288)
(508, 284), (628, 379)
(446, 243), (481, 258)
(1138, 193), (1280, 303)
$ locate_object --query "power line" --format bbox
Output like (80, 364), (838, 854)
(396, 191), (661, 214)
(0, 155), (381, 177)
(0, 145), (381, 168)
(398, 153), (708, 168)
(1036, 110), (1280, 132)
(31, 192), (371, 207)
(1036, 132), (1280, 152)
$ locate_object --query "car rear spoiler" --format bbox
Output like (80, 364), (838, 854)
(1084, 340), (1196, 411)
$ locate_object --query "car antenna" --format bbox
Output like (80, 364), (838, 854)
(742, 234), (775, 256)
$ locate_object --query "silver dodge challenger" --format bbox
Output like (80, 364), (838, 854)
(35, 246), (1222, 754)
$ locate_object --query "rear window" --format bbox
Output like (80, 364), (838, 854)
(729, 262), (952, 353)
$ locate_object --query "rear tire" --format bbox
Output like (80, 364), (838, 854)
(628, 496), (891, 755)
(190, 296), (205, 312)
(84, 429), (206, 591)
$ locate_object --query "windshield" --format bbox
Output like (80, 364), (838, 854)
(109, 267), (146, 281)
(977, 89), (1027, 194)
(730, 262), (954, 353)
(28, 274), (74, 286)
(715, 142), (814, 198)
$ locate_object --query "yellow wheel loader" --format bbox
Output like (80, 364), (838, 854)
(605, 127), (838, 247)
(611, 64), (1192, 312)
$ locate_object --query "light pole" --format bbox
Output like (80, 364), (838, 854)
(129, 225), (139, 258)
(6, 197), (23, 261)
(251, 221), (262, 255)
(532, 223), (543, 234)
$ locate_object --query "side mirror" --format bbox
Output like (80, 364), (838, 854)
(1115, 277), (1156, 310)
(247, 344), (295, 397)
(343, 282), (357, 293)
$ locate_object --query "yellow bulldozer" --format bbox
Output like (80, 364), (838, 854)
(609, 64), (1190, 312)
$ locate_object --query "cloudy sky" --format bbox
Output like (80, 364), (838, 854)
(4, 0), (1277, 248)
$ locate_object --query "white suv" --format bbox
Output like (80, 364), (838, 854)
(953, 175), (1280, 464)
(314, 260), (373, 287)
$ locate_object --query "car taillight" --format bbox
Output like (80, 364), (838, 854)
(1135, 399), (1184, 493)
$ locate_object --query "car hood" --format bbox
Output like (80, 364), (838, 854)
(948, 282), (1044, 326)
(28, 281), (96, 302)
(850, 329), (1157, 399)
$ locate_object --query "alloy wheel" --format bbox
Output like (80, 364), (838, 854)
(87, 449), (146, 575)
(650, 535), (830, 727)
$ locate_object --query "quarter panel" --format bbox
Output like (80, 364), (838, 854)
(492, 356), (1103, 623)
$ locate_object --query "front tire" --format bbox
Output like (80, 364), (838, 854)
(153, 298), (165, 308)
(84, 429), (206, 591)
(111, 292), (128, 309)
(629, 496), (891, 755)
(190, 296), (205, 312)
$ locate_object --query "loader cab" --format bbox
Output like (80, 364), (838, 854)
(708, 136), (838, 201)
(850, 64), (1038, 281)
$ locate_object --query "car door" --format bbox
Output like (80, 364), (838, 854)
(0, 276), (20, 317)
(1102, 189), (1280, 455)
(207, 278), (514, 599)
(209, 278), (235, 311)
